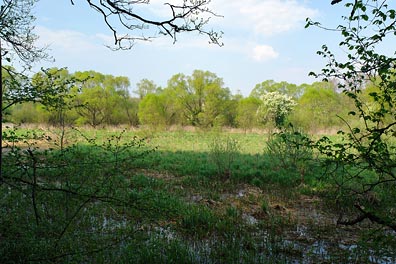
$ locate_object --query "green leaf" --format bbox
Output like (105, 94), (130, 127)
(352, 128), (360, 134)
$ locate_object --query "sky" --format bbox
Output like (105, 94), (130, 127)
(31, 0), (351, 96)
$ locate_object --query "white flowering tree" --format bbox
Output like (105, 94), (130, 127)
(257, 92), (297, 129)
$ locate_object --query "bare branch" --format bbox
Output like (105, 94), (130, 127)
(338, 204), (396, 231)
(81, 0), (223, 49)
(0, 0), (48, 67)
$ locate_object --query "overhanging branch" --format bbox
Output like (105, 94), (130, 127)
(80, 0), (223, 49)
(338, 204), (396, 232)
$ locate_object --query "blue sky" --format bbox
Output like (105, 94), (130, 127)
(32, 0), (350, 96)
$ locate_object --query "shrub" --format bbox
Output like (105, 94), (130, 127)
(208, 135), (241, 180)
(266, 127), (313, 184)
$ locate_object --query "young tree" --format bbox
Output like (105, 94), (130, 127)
(235, 96), (261, 131)
(167, 70), (229, 127)
(198, 85), (232, 128)
(257, 92), (297, 129)
(73, 71), (127, 127)
(138, 93), (167, 127)
(292, 82), (345, 131)
(307, 0), (396, 230)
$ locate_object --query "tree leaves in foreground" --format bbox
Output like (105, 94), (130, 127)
(307, 0), (396, 231)
(1, 127), (157, 262)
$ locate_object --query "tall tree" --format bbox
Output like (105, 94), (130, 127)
(134, 79), (159, 99)
(292, 82), (345, 131)
(31, 68), (82, 147)
(138, 86), (183, 128)
(168, 70), (226, 127)
(114, 78), (140, 126)
(198, 83), (232, 128)
(236, 97), (262, 131)
(250, 80), (304, 99)
(257, 92), (297, 129)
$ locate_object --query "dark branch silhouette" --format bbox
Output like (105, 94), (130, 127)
(74, 0), (223, 49)
(331, 0), (342, 4)
(330, 0), (359, 18)
(338, 204), (396, 232)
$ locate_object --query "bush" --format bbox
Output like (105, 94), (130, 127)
(208, 134), (241, 180)
(265, 127), (313, 185)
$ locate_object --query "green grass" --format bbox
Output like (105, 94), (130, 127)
(1, 126), (396, 263)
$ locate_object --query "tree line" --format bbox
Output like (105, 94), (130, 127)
(3, 66), (374, 132)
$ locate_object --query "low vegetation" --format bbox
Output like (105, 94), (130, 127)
(1, 126), (395, 263)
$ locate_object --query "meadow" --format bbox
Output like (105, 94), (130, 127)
(1, 125), (396, 263)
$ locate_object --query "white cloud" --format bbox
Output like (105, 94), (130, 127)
(251, 45), (279, 61)
(35, 26), (103, 53)
(35, 25), (211, 54)
(212, 0), (318, 36)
